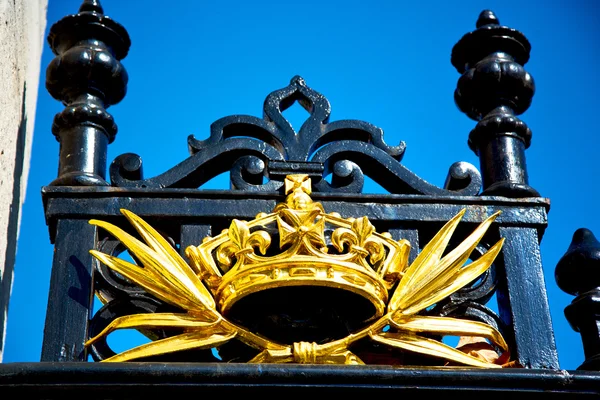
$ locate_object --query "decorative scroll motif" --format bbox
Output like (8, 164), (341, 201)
(86, 174), (511, 367)
(94, 240), (147, 303)
(110, 76), (481, 195)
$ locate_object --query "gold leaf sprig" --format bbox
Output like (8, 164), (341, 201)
(87, 209), (284, 361)
(87, 207), (509, 367)
(370, 209), (507, 367)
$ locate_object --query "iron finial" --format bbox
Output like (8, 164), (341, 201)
(46, 0), (130, 186)
(556, 228), (600, 296)
(476, 10), (499, 28)
(555, 228), (600, 370)
(451, 10), (537, 197)
(79, 0), (104, 14)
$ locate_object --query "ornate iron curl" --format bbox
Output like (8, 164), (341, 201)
(449, 243), (498, 305)
(111, 76), (481, 195)
(94, 239), (146, 303)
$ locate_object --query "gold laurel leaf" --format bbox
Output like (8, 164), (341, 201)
(90, 219), (195, 301)
(370, 332), (502, 368)
(389, 209), (466, 311)
(389, 315), (508, 352)
(403, 211), (501, 303)
(85, 312), (220, 347)
(121, 209), (213, 305)
(89, 251), (201, 312)
(398, 239), (504, 315)
(102, 330), (237, 362)
(90, 216), (216, 311)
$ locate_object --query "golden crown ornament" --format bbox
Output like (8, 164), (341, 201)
(86, 174), (511, 367)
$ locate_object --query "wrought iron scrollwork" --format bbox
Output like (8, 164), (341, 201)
(449, 244), (498, 305)
(111, 76), (481, 195)
(94, 239), (146, 302)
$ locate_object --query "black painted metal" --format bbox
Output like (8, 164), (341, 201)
(452, 10), (538, 197)
(497, 226), (558, 368)
(2, 363), (600, 398)
(47, 0), (130, 186)
(110, 75), (482, 196)
(41, 187), (552, 237)
(11, 0), (596, 395)
(39, 185), (558, 366)
(556, 229), (600, 370)
(41, 219), (97, 361)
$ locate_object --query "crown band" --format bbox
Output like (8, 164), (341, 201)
(216, 257), (389, 317)
(186, 174), (409, 326)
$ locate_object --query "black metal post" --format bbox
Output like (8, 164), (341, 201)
(497, 227), (559, 368)
(556, 229), (600, 371)
(452, 11), (538, 197)
(46, 0), (130, 186)
(41, 219), (98, 361)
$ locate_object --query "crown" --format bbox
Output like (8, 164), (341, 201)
(87, 173), (508, 366)
(185, 174), (410, 321)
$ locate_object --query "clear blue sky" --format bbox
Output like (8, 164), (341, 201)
(4, 0), (599, 370)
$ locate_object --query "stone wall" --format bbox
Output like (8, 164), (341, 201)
(0, 0), (47, 361)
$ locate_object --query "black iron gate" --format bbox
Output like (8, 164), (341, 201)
(2, 1), (600, 397)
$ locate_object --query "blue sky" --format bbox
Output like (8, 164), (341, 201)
(4, 0), (599, 370)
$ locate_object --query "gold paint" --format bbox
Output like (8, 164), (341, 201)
(289, 267), (316, 277)
(87, 174), (509, 368)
